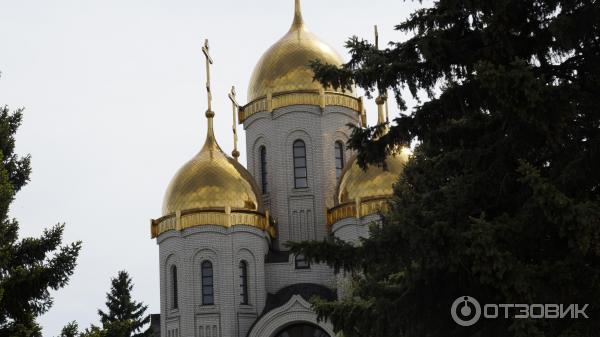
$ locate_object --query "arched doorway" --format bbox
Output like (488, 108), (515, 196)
(274, 323), (330, 337)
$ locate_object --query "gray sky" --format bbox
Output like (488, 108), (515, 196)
(0, 0), (427, 335)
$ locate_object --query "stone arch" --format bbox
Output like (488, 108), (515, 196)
(252, 135), (271, 194)
(285, 129), (314, 191)
(333, 130), (350, 159)
(236, 248), (258, 307)
(164, 253), (180, 312)
(192, 248), (219, 308)
(247, 295), (335, 337)
(273, 105), (322, 121)
(243, 110), (271, 129)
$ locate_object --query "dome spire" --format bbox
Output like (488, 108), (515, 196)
(156, 38), (271, 237)
(228, 86), (241, 161)
(202, 39), (217, 144)
(291, 0), (304, 29)
(373, 25), (389, 126)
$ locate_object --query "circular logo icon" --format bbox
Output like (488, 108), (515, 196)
(451, 296), (481, 326)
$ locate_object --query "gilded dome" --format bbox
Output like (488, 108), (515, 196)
(162, 123), (263, 216)
(247, 0), (352, 102)
(337, 149), (410, 205)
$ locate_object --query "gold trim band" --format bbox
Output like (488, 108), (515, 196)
(327, 197), (390, 227)
(240, 90), (362, 123)
(151, 209), (276, 238)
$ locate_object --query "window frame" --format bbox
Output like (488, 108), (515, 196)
(293, 140), (308, 189)
(239, 260), (249, 305)
(335, 141), (345, 179)
(259, 146), (268, 194)
(170, 265), (178, 310)
(294, 254), (310, 270)
(201, 260), (214, 306)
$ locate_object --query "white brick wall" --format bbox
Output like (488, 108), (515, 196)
(265, 255), (336, 295)
(331, 213), (382, 300)
(156, 103), (363, 337)
(158, 225), (268, 337)
(331, 213), (382, 245)
(243, 105), (359, 249)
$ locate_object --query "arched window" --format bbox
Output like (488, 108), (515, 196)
(293, 140), (308, 188)
(201, 261), (214, 305)
(295, 254), (310, 269)
(260, 146), (268, 194)
(335, 141), (345, 179)
(239, 261), (249, 305)
(170, 266), (178, 309)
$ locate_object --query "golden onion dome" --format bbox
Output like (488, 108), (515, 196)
(162, 115), (263, 216)
(337, 149), (410, 205)
(247, 0), (353, 102)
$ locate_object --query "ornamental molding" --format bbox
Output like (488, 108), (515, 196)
(151, 208), (276, 239)
(240, 90), (363, 123)
(247, 295), (335, 337)
(327, 196), (391, 227)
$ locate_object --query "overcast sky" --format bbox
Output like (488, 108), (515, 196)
(0, 0), (428, 335)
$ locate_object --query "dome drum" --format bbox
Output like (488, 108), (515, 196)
(326, 196), (391, 228)
(241, 0), (360, 123)
(151, 208), (275, 239)
(328, 149), (410, 227)
(239, 90), (363, 123)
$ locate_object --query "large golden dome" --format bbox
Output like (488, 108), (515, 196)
(162, 120), (262, 216)
(337, 149), (410, 205)
(247, 0), (351, 102)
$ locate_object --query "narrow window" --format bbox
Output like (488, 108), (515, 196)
(171, 266), (178, 309)
(260, 146), (268, 194)
(335, 141), (345, 179)
(201, 261), (214, 305)
(239, 261), (249, 305)
(295, 254), (310, 269)
(293, 140), (308, 188)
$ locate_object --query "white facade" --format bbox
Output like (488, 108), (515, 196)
(244, 105), (358, 247)
(155, 101), (379, 337)
(152, 2), (392, 336)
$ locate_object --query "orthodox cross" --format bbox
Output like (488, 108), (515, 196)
(202, 39), (214, 112)
(374, 25), (389, 123)
(228, 86), (241, 161)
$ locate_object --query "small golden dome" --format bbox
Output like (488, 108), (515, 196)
(162, 123), (263, 216)
(247, 0), (353, 102)
(337, 149), (410, 205)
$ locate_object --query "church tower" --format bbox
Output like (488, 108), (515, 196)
(151, 40), (273, 337)
(150, 2), (407, 337)
(241, 0), (362, 249)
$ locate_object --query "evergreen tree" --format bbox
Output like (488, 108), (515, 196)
(291, 1), (600, 336)
(79, 322), (131, 337)
(59, 321), (79, 337)
(97, 271), (149, 337)
(0, 101), (82, 336)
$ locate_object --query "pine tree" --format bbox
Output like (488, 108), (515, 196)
(0, 101), (82, 336)
(79, 322), (131, 337)
(97, 271), (149, 337)
(291, 1), (600, 336)
(59, 322), (79, 337)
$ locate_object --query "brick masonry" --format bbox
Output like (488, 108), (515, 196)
(156, 104), (381, 337)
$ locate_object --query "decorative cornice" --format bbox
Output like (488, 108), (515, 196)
(151, 208), (276, 239)
(326, 196), (391, 227)
(240, 90), (363, 123)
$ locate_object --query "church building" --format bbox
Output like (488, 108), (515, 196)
(150, 1), (408, 336)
